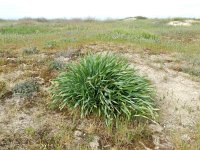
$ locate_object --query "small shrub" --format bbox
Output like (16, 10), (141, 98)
(55, 49), (82, 60)
(50, 53), (157, 125)
(0, 58), (8, 65)
(181, 66), (200, 77)
(0, 49), (13, 58)
(12, 78), (39, 98)
(22, 46), (38, 55)
(48, 60), (65, 71)
(0, 81), (8, 97)
(44, 40), (58, 49)
(140, 32), (158, 40)
(55, 50), (73, 58)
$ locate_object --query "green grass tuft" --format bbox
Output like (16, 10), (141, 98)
(0, 25), (47, 34)
(50, 53), (157, 125)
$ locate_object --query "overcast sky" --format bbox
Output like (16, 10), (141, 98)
(1, 0), (200, 19)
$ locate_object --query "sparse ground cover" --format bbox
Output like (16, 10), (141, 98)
(0, 18), (200, 149)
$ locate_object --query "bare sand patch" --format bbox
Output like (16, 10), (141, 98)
(168, 19), (200, 26)
(168, 21), (191, 26)
(127, 53), (200, 133)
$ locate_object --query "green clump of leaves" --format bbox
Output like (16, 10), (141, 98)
(12, 78), (39, 98)
(50, 53), (157, 125)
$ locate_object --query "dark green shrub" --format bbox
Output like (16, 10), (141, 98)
(12, 78), (39, 98)
(135, 16), (148, 19)
(50, 53), (157, 125)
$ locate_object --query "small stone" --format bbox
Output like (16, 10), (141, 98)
(89, 135), (100, 150)
(35, 77), (45, 85)
(148, 123), (163, 133)
(19, 116), (24, 120)
(74, 130), (82, 138)
(93, 136), (100, 141)
(74, 130), (83, 143)
(181, 134), (191, 143)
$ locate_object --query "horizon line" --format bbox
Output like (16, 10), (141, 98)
(1, 16), (200, 21)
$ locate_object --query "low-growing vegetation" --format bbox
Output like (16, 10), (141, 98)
(48, 60), (65, 71)
(0, 18), (200, 150)
(12, 78), (40, 98)
(44, 40), (58, 49)
(0, 80), (8, 98)
(51, 53), (157, 125)
(22, 46), (38, 55)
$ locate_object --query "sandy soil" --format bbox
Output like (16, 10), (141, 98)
(1, 46), (200, 149)
(168, 21), (191, 26)
(168, 19), (200, 26)
(127, 53), (200, 134)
